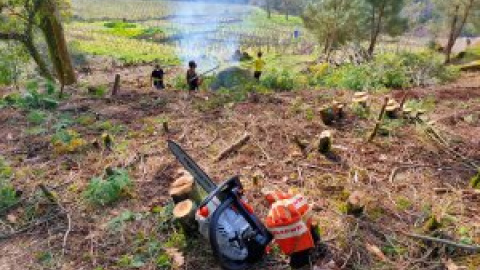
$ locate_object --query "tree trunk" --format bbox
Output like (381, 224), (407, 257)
(445, 1), (475, 64)
(368, 2), (385, 57)
(39, 0), (76, 85)
(444, 5), (460, 64)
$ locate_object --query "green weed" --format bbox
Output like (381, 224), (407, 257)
(0, 157), (18, 211)
(395, 196), (412, 211)
(107, 210), (143, 231)
(26, 110), (48, 125)
(83, 168), (133, 206)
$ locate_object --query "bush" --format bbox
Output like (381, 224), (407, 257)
(320, 51), (459, 91)
(261, 70), (298, 91)
(27, 110), (48, 125)
(51, 129), (87, 154)
(9, 80), (60, 110)
(84, 168), (133, 206)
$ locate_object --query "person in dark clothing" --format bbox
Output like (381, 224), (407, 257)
(151, 65), (165, 90)
(186, 60), (202, 91)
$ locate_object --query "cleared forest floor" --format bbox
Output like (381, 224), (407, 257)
(0, 72), (479, 270)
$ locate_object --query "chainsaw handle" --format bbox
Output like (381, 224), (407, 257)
(198, 176), (242, 210)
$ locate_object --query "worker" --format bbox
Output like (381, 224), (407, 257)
(150, 64), (165, 90)
(186, 60), (202, 91)
(253, 52), (266, 81)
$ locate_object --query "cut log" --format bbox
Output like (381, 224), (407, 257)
(169, 175), (202, 204)
(332, 101), (345, 119)
(215, 134), (251, 162)
(346, 191), (366, 217)
(173, 199), (198, 234)
(318, 130), (333, 154)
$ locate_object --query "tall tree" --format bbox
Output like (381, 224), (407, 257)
(433, 0), (480, 63)
(0, 0), (76, 85)
(303, 0), (367, 61)
(364, 0), (408, 56)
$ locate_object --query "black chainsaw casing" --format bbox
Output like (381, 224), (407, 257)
(200, 177), (273, 270)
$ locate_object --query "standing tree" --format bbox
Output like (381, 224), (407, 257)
(364, 0), (408, 56)
(303, 0), (367, 61)
(0, 0), (76, 86)
(433, 0), (480, 63)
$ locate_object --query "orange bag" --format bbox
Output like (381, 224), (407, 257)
(264, 192), (314, 255)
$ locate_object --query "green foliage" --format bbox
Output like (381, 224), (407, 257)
(27, 110), (48, 125)
(172, 74), (188, 90)
(303, 0), (367, 55)
(0, 157), (18, 211)
(164, 230), (187, 249)
(103, 21), (137, 29)
(107, 210), (143, 231)
(0, 42), (29, 86)
(88, 85), (108, 98)
(51, 129), (87, 154)
(321, 52), (459, 91)
(470, 171), (480, 189)
(261, 70), (297, 91)
(10, 81), (60, 110)
(404, 96), (437, 112)
(395, 196), (412, 211)
(84, 168), (133, 206)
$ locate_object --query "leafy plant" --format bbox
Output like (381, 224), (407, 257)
(84, 168), (133, 206)
(27, 110), (48, 125)
(261, 70), (297, 91)
(51, 129), (87, 154)
(107, 210), (143, 231)
(0, 157), (18, 211)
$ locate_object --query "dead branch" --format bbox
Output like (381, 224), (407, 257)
(367, 97), (389, 143)
(402, 232), (480, 252)
(215, 133), (251, 162)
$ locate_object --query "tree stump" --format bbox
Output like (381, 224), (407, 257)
(112, 74), (121, 96)
(346, 191), (366, 217)
(173, 199), (198, 234)
(318, 130), (333, 154)
(385, 99), (400, 119)
(169, 175), (202, 204)
(320, 106), (335, 126)
(352, 92), (369, 108)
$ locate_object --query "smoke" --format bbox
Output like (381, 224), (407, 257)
(166, 0), (251, 72)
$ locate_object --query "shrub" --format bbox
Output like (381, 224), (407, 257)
(12, 81), (60, 110)
(84, 168), (133, 206)
(27, 110), (48, 125)
(261, 70), (297, 91)
(51, 129), (87, 154)
(321, 51), (460, 91)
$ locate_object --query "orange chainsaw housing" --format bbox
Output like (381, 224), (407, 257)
(264, 191), (314, 255)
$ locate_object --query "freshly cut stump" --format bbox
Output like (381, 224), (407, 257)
(169, 175), (202, 204)
(173, 199), (198, 234)
(346, 191), (366, 217)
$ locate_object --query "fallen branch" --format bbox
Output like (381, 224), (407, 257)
(215, 134), (251, 162)
(403, 232), (480, 252)
(367, 97), (389, 143)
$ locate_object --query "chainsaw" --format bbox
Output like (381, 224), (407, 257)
(168, 140), (273, 270)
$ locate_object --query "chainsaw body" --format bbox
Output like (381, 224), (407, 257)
(167, 140), (272, 270)
(197, 177), (272, 270)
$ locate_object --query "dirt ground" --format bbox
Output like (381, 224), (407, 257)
(0, 71), (479, 270)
